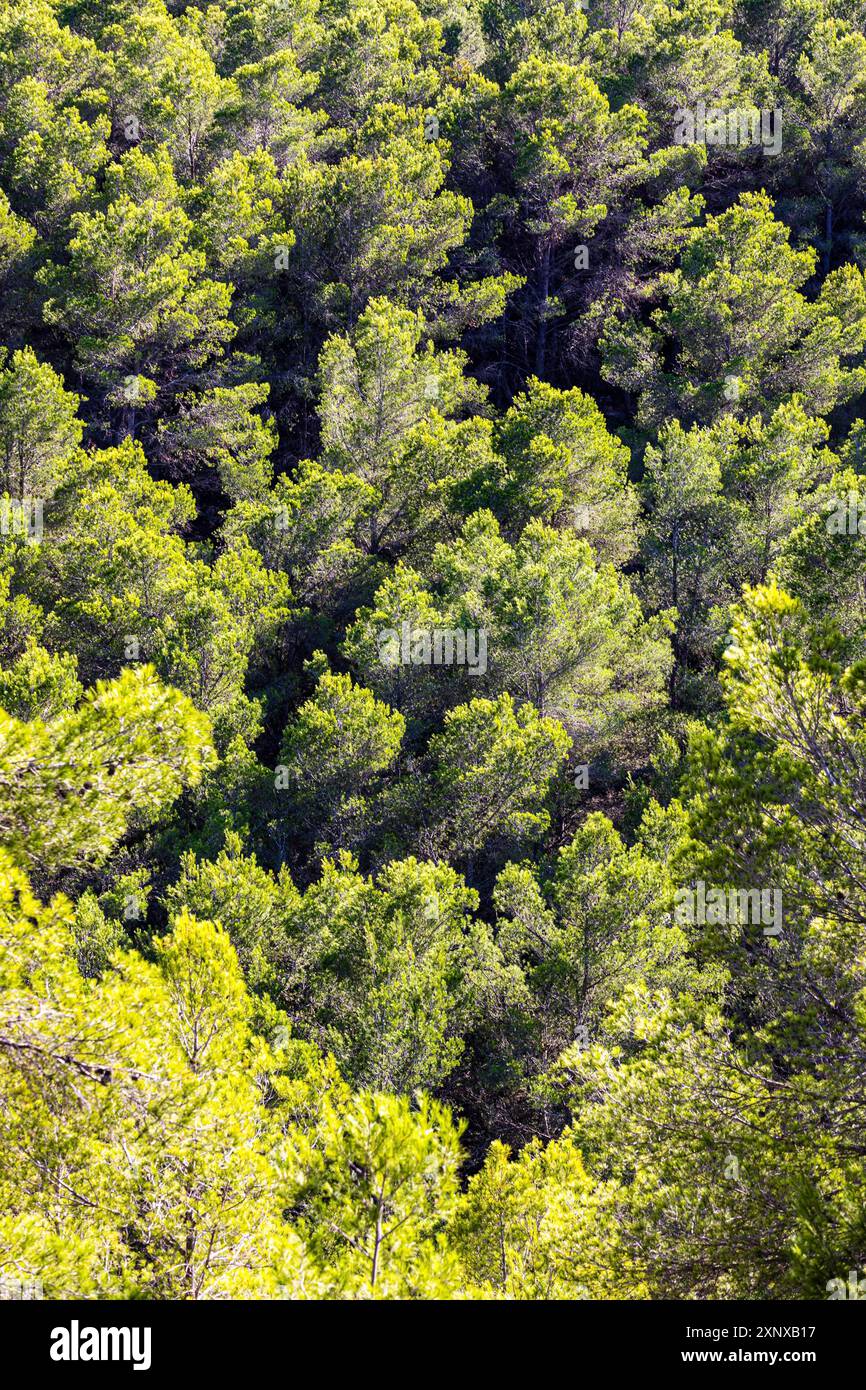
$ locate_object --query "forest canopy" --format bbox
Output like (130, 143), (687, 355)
(2, 0), (866, 1301)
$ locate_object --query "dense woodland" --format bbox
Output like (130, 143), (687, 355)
(2, 0), (866, 1300)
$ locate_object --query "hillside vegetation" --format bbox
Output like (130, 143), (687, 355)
(2, 0), (866, 1299)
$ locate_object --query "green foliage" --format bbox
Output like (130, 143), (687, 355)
(490, 376), (640, 561)
(277, 664), (405, 855)
(0, 665), (214, 872)
(0, 347), (82, 498)
(453, 1133), (645, 1298)
(492, 807), (696, 1088)
(602, 193), (866, 426)
(2, 0), (866, 1304)
(426, 691), (571, 856)
(39, 146), (236, 403)
(317, 295), (488, 550)
(290, 1089), (468, 1297)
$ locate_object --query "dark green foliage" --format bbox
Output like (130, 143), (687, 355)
(1, 0), (865, 1302)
